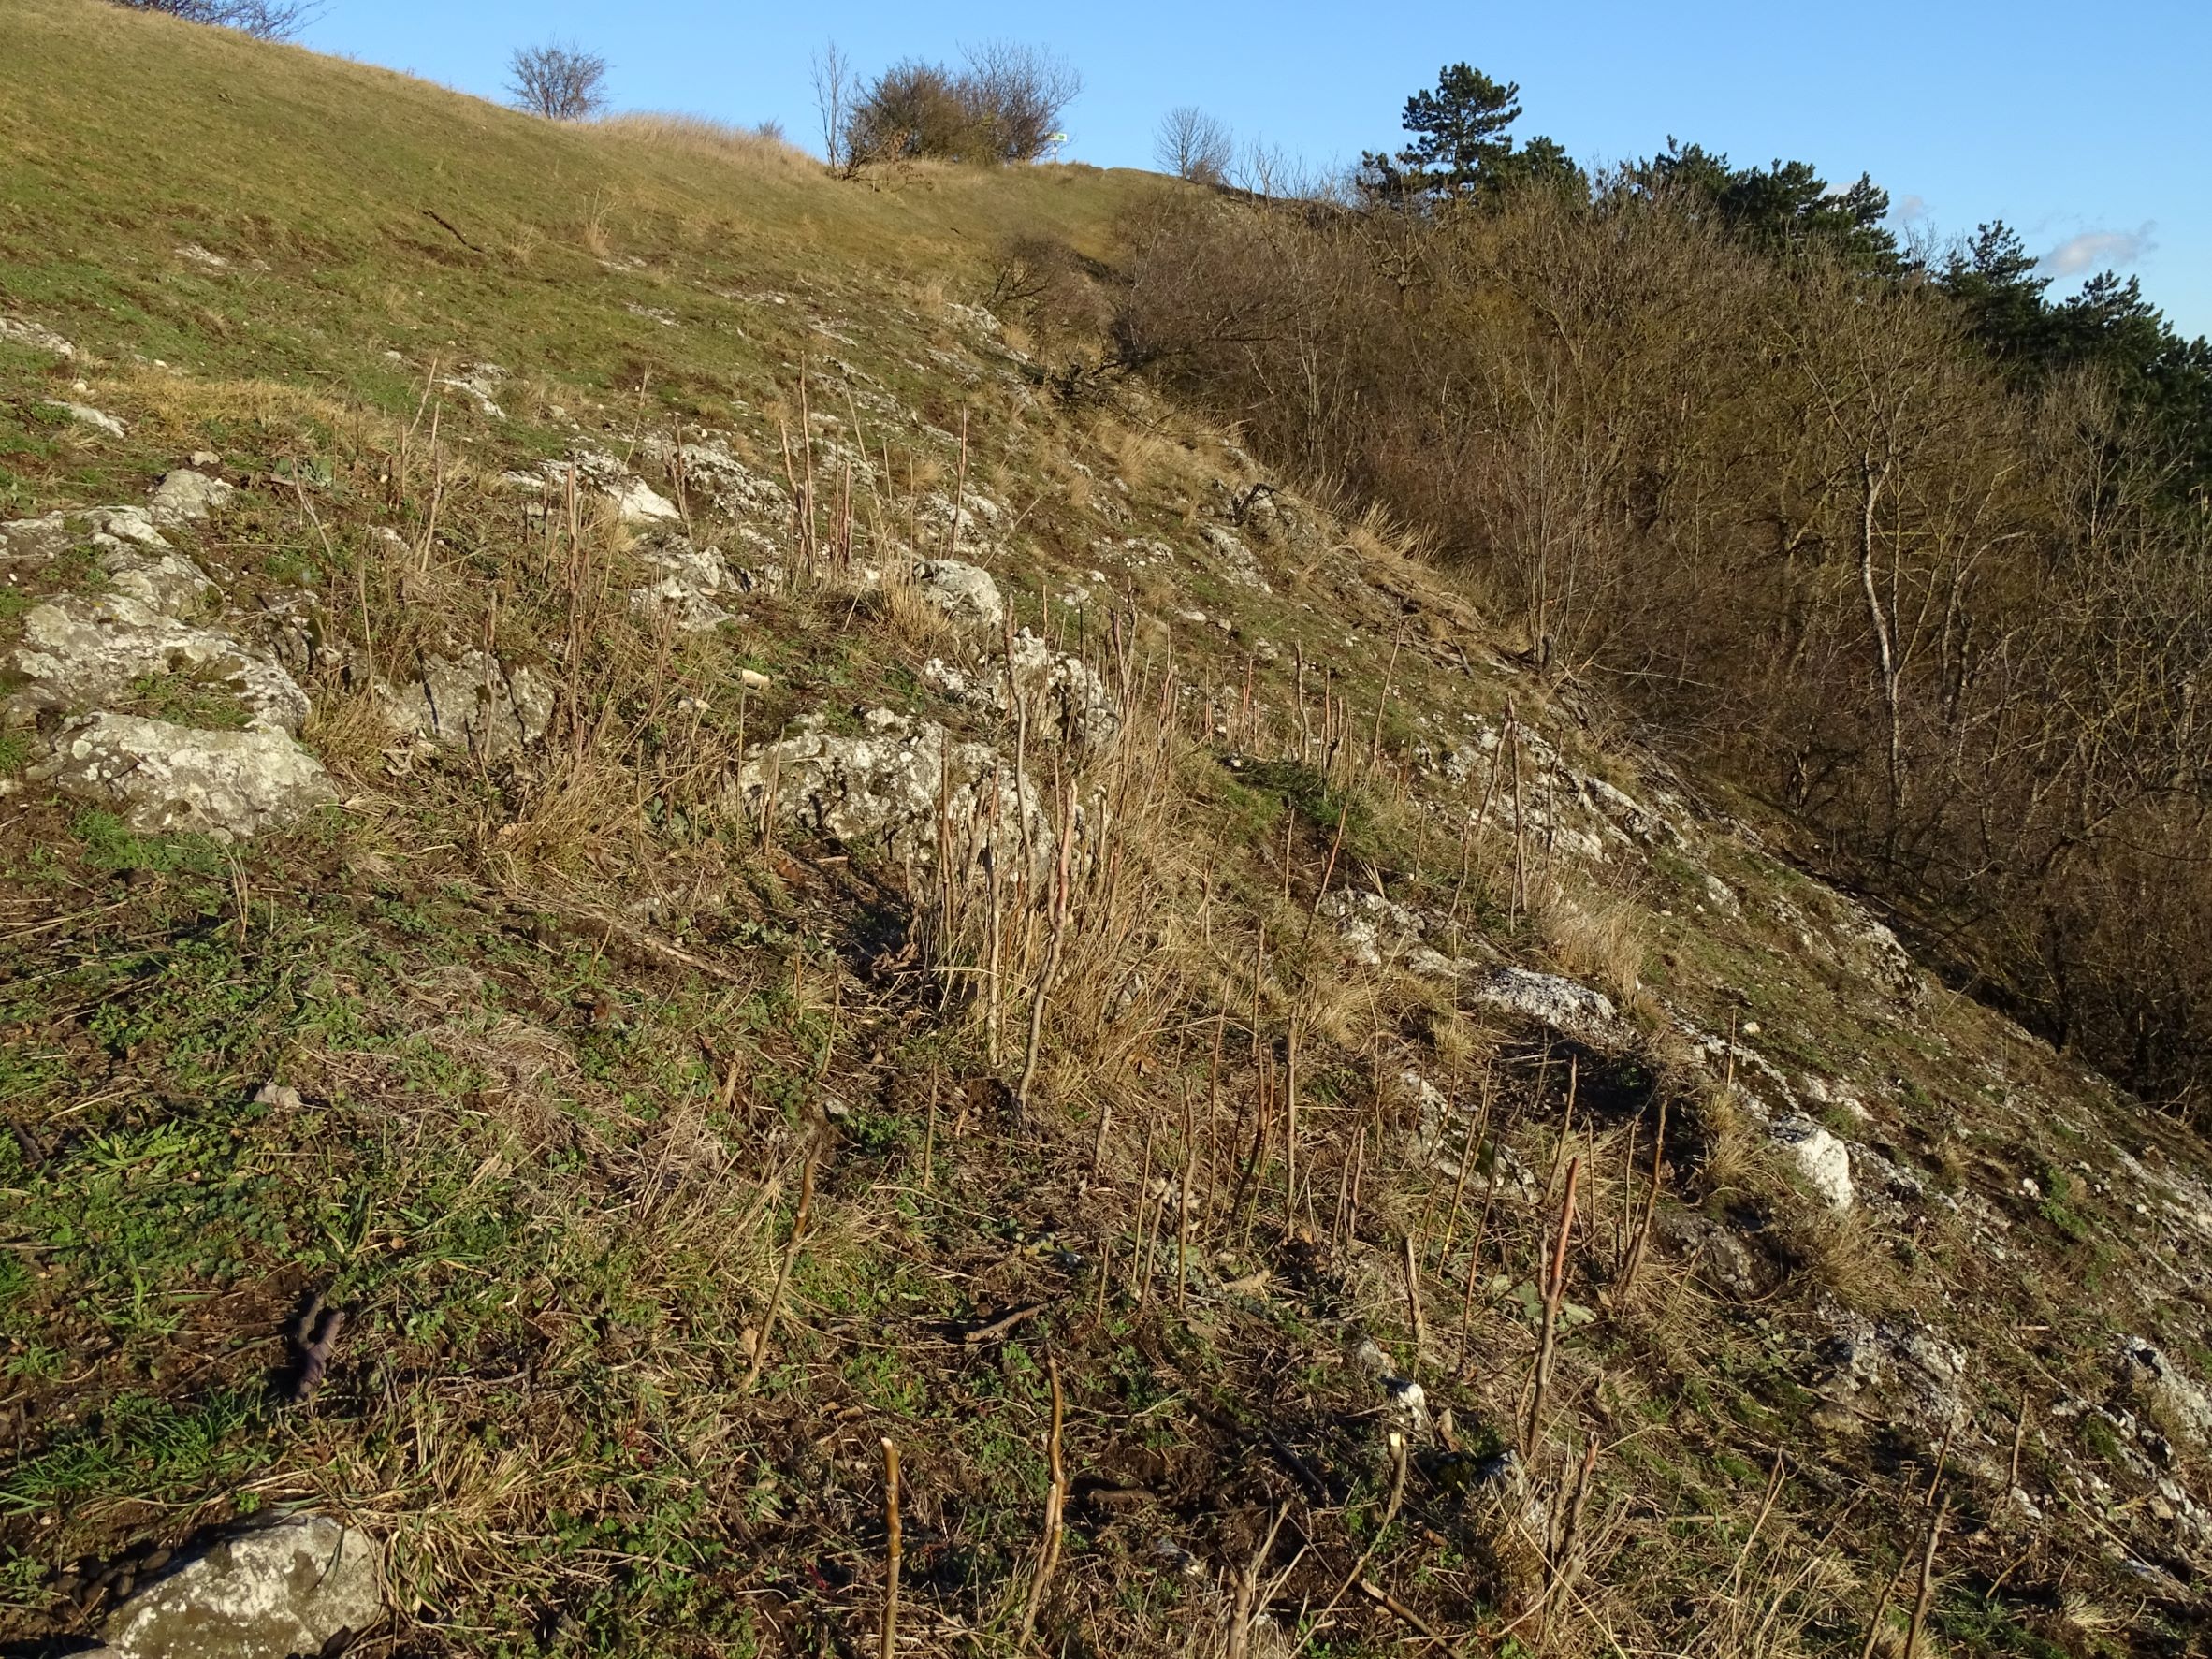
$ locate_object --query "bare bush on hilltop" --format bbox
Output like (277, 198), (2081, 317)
(507, 40), (610, 122)
(845, 41), (1080, 167)
(1156, 106), (1232, 185)
(107, 0), (320, 37)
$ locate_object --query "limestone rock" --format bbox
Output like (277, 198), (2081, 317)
(913, 559), (1005, 628)
(32, 714), (335, 840)
(0, 315), (75, 357)
(1771, 1116), (1855, 1210)
(2121, 1338), (2212, 1453)
(735, 709), (1052, 875)
(8, 590), (309, 735)
(921, 628), (1119, 754)
(149, 469), (237, 525)
(96, 1514), (380, 1659)
(46, 400), (126, 437)
(1471, 965), (1630, 1051)
(627, 534), (736, 632)
(379, 652), (554, 760)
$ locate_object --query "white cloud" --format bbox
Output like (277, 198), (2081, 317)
(2040, 223), (2156, 277)
(1896, 193), (1930, 223)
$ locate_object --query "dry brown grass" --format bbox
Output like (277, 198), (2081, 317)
(589, 112), (819, 181)
(1537, 884), (1647, 1004)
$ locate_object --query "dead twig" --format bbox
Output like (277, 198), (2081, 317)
(958, 1302), (1050, 1345)
(743, 1151), (817, 1390)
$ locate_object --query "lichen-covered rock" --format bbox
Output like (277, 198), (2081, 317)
(0, 315), (75, 357)
(922, 628), (1119, 754)
(7, 589), (308, 735)
(626, 534), (737, 632)
(913, 559), (1005, 629)
(46, 400), (125, 436)
(96, 1514), (381, 1659)
(31, 713), (335, 839)
(2120, 1338), (2212, 1453)
(1771, 1116), (1855, 1209)
(735, 709), (1053, 875)
(149, 468), (236, 525)
(1470, 965), (1630, 1050)
(379, 652), (554, 760)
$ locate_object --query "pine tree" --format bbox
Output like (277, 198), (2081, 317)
(1361, 63), (1523, 204)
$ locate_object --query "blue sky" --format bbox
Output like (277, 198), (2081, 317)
(302, 0), (2212, 342)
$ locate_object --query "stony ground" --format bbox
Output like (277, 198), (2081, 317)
(1, 5), (2208, 1656)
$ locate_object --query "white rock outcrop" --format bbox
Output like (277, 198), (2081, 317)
(1, 315), (75, 357)
(96, 1515), (381, 1659)
(1771, 1116), (1855, 1209)
(735, 709), (1054, 875)
(379, 652), (554, 760)
(913, 559), (1006, 628)
(32, 714), (335, 840)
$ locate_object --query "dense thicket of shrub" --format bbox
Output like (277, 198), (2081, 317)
(1111, 176), (2212, 1119)
(845, 42), (1079, 167)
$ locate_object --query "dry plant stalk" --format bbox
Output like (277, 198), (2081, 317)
(880, 1438), (901, 1659)
(1542, 1434), (1600, 1637)
(1018, 1357), (1068, 1640)
(1618, 1092), (1669, 1301)
(1402, 1230), (1427, 1370)
(1015, 779), (1078, 1112)
(743, 1150), (817, 1390)
(1903, 1501), (1945, 1658)
(1525, 1155), (1580, 1454)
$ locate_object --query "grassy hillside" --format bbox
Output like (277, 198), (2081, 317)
(2, 5), (2209, 1657)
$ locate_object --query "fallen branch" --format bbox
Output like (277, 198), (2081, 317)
(958, 1302), (1050, 1345)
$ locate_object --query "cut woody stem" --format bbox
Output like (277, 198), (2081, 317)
(1525, 1155), (1580, 1455)
(880, 1438), (901, 1659)
(1018, 1356), (1068, 1640)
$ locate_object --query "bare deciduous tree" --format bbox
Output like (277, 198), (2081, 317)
(1156, 107), (1232, 185)
(108, 0), (323, 39)
(506, 41), (610, 123)
(810, 40), (856, 172)
(958, 41), (1081, 164)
